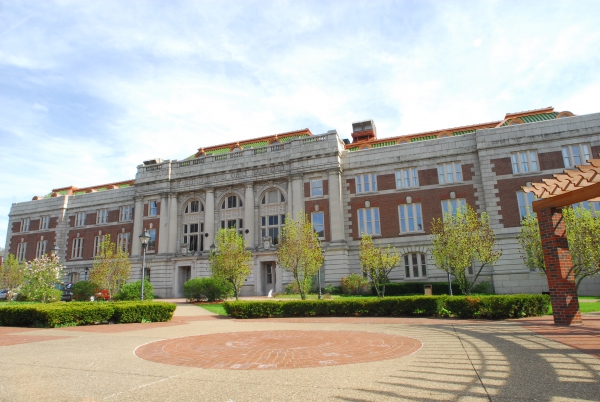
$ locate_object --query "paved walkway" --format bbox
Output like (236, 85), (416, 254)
(0, 303), (599, 401)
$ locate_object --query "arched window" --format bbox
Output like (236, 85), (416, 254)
(184, 200), (203, 213)
(261, 189), (285, 204)
(404, 253), (427, 279)
(221, 195), (242, 209)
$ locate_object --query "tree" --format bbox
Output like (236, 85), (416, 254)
(517, 213), (546, 273)
(209, 228), (252, 300)
(358, 234), (401, 297)
(89, 235), (131, 300)
(563, 206), (600, 288)
(21, 255), (65, 303)
(0, 253), (26, 301)
(431, 204), (502, 295)
(277, 211), (324, 300)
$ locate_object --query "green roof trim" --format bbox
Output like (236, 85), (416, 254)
(452, 129), (476, 136)
(242, 141), (269, 149)
(371, 141), (397, 148)
(205, 147), (230, 156)
(118, 183), (131, 188)
(73, 191), (86, 195)
(280, 134), (309, 143)
(501, 112), (558, 127)
(185, 154), (197, 160)
(410, 135), (437, 142)
(347, 147), (359, 152)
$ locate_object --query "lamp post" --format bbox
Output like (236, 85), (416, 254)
(50, 244), (59, 258)
(138, 229), (151, 301)
(318, 249), (324, 300)
(447, 270), (453, 296)
(84, 267), (89, 281)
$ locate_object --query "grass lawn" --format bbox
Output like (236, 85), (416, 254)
(197, 303), (227, 316)
(578, 296), (600, 300)
(547, 299), (600, 315)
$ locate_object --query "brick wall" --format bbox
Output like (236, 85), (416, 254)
(462, 163), (475, 181)
(9, 232), (57, 261)
(347, 178), (356, 194)
(491, 157), (512, 176)
(66, 223), (134, 261)
(538, 151), (564, 171)
(494, 173), (554, 227)
(418, 168), (438, 186)
(304, 199), (331, 242)
(377, 174), (395, 191)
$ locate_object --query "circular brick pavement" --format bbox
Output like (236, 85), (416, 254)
(135, 330), (422, 370)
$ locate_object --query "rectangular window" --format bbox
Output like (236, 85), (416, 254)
(75, 212), (86, 227)
(20, 218), (30, 232)
(356, 173), (378, 193)
(71, 237), (84, 259)
(40, 216), (50, 230)
(149, 201), (158, 216)
(511, 151), (539, 174)
(16, 242), (27, 262)
(261, 215), (286, 244)
(398, 203), (423, 233)
(396, 168), (419, 189)
(562, 143), (591, 168)
(404, 253), (427, 279)
(36, 240), (47, 259)
(310, 179), (323, 197)
(357, 207), (381, 236)
(183, 223), (204, 252)
(516, 191), (536, 219)
(93, 235), (106, 257)
(437, 162), (462, 184)
(147, 229), (156, 251)
(97, 209), (108, 224)
(117, 233), (131, 253)
(573, 201), (600, 215)
(119, 206), (133, 221)
(312, 212), (325, 238)
(441, 199), (467, 219)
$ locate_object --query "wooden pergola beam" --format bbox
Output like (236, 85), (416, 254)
(532, 181), (600, 212)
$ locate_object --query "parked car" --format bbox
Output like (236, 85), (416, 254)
(0, 289), (7, 300)
(94, 289), (110, 301)
(55, 283), (74, 301)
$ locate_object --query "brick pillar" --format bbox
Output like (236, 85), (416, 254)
(538, 207), (582, 325)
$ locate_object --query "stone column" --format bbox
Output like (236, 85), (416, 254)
(167, 193), (178, 253)
(158, 193), (169, 254)
(131, 196), (144, 256)
(244, 183), (255, 249)
(204, 188), (215, 248)
(287, 178), (293, 216)
(291, 174), (304, 217)
(538, 207), (582, 325)
(328, 169), (345, 243)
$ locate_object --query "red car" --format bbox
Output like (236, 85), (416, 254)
(94, 289), (110, 301)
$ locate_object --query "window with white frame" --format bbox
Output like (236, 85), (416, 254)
(441, 198), (467, 219)
(261, 190), (285, 204)
(404, 253), (427, 279)
(36, 240), (47, 259)
(573, 201), (600, 215)
(20, 218), (30, 232)
(312, 212), (325, 238)
(119, 206), (133, 221)
(40, 216), (49, 230)
(358, 207), (380, 236)
(149, 201), (158, 216)
(221, 219), (244, 235)
(71, 237), (84, 259)
(517, 191), (536, 219)
(511, 151), (539, 174)
(16, 242), (27, 262)
(396, 168), (419, 189)
(183, 223), (203, 252)
(117, 232), (131, 253)
(93, 235), (106, 257)
(310, 179), (323, 197)
(75, 212), (86, 227)
(356, 173), (377, 193)
(398, 203), (423, 233)
(96, 209), (108, 224)
(147, 229), (156, 251)
(221, 195), (242, 209)
(562, 143), (591, 168)
(184, 200), (203, 213)
(261, 215), (286, 244)
(437, 162), (462, 184)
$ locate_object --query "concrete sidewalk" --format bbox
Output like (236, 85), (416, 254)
(0, 304), (599, 401)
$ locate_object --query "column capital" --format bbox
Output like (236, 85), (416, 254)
(245, 182), (254, 189)
(169, 192), (178, 199)
(204, 187), (215, 194)
(328, 168), (342, 175)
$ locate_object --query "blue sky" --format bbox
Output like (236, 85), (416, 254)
(2, 0), (600, 249)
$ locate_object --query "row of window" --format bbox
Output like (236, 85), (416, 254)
(71, 231), (145, 260)
(19, 216), (50, 232)
(71, 206), (134, 228)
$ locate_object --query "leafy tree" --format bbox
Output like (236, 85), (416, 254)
(358, 234), (401, 297)
(21, 255), (65, 303)
(563, 206), (600, 288)
(209, 228), (252, 300)
(277, 211), (324, 300)
(431, 204), (502, 295)
(89, 235), (131, 300)
(517, 213), (546, 273)
(0, 253), (26, 301)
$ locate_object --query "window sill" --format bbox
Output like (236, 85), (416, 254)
(437, 181), (464, 186)
(398, 231), (425, 236)
(355, 191), (378, 195)
(395, 186), (419, 191)
(512, 171), (541, 177)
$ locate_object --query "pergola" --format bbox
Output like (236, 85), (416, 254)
(523, 159), (600, 325)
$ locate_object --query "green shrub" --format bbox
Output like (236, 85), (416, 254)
(111, 301), (176, 323)
(324, 284), (341, 295)
(224, 294), (550, 319)
(470, 281), (495, 295)
(341, 274), (371, 295)
(184, 277), (232, 302)
(381, 281), (462, 296)
(72, 281), (97, 301)
(284, 282), (300, 295)
(116, 280), (154, 301)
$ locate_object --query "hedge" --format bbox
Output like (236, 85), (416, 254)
(0, 301), (177, 327)
(223, 294), (551, 319)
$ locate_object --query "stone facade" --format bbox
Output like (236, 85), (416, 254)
(6, 110), (600, 297)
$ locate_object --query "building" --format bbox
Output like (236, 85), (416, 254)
(6, 107), (600, 297)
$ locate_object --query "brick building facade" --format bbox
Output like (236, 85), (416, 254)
(6, 107), (600, 297)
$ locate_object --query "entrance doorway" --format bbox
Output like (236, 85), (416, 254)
(178, 266), (191, 297)
(262, 262), (276, 295)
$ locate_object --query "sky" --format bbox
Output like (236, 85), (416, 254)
(1, 0), (600, 249)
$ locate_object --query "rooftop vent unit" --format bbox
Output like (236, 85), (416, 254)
(143, 158), (163, 166)
(351, 120), (377, 143)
